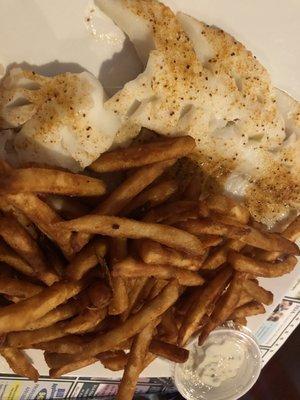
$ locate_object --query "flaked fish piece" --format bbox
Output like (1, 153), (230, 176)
(0, 68), (123, 171)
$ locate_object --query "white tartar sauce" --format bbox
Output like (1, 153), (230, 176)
(182, 338), (245, 387)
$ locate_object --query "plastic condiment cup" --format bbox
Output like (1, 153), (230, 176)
(172, 324), (262, 400)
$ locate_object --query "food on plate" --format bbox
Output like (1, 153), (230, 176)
(0, 136), (298, 399)
(0, 0), (299, 397)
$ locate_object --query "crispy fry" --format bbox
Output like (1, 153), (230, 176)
(6, 193), (74, 257)
(131, 278), (156, 314)
(143, 201), (197, 223)
(0, 215), (58, 285)
(0, 348), (39, 381)
(66, 238), (107, 280)
(178, 266), (232, 346)
(147, 279), (169, 300)
(282, 215), (300, 242)
(230, 302), (265, 319)
(25, 300), (83, 331)
(109, 238), (129, 315)
(0, 168), (106, 196)
(87, 281), (112, 309)
(233, 317), (247, 326)
(113, 257), (205, 286)
(0, 276), (43, 298)
(159, 308), (179, 342)
(98, 350), (128, 371)
(64, 308), (107, 335)
(242, 279), (273, 305)
(139, 239), (205, 271)
(239, 227), (299, 254)
(228, 251), (298, 277)
(149, 339), (189, 363)
(162, 209), (199, 225)
(89, 136), (195, 172)
(205, 194), (250, 224)
(0, 239), (35, 277)
(69, 280), (180, 358)
(57, 215), (205, 256)
(122, 179), (178, 216)
(176, 219), (249, 239)
(32, 336), (85, 354)
(121, 277), (148, 321)
(201, 240), (245, 270)
(236, 291), (253, 308)
(0, 280), (87, 333)
(50, 357), (97, 378)
(117, 320), (157, 400)
(198, 271), (246, 345)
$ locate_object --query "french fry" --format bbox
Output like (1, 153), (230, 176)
(116, 320), (158, 400)
(94, 159), (176, 216)
(159, 308), (179, 342)
(6, 193), (74, 257)
(87, 281), (112, 309)
(0, 216), (58, 285)
(198, 271), (246, 345)
(149, 339), (189, 363)
(239, 227), (299, 254)
(89, 136), (195, 172)
(50, 357), (98, 378)
(233, 317), (247, 326)
(108, 238), (129, 315)
(57, 215), (206, 256)
(122, 179), (178, 216)
(201, 240), (245, 270)
(204, 194), (250, 224)
(121, 277), (148, 321)
(66, 238), (107, 280)
(0, 168), (106, 196)
(178, 266), (232, 346)
(0, 276), (43, 298)
(0, 239), (35, 277)
(282, 215), (300, 242)
(131, 277), (156, 314)
(228, 251), (298, 277)
(143, 201), (197, 223)
(25, 299), (83, 331)
(32, 335), (85, 354)
(139, 239), (205, 271)
(64, 308), (107, 335)
(184, 171), (203, 201)
(98, 350), (128, 371)
(242, 279), (273, 305)
(0, 348), (39, 381)
(0, 280), (87, 333)
(113, 257), (205, 286)
(162, 209), (199, 225)
(147, 279), (168, 300)
(236, 291), (253, 308)
(230, 302), (265, 319)
(68, 280), (180, 358)
(176, 219), (249, 239)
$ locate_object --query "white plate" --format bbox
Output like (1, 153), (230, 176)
(0, 0), (299, 378)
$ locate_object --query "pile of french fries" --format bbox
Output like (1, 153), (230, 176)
(0, 135), (299, 399)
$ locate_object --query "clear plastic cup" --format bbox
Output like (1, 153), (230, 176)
(173, 325), (262, 400)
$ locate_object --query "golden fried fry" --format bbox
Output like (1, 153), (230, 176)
(230, 301), (265, 319)
(204, 194), (250, 224)
(122, 179), (178, 216)
(0, 280), (87, 333)
(57, 215), (205, 256)
(139, 239), (205, 271)
(143, 201), (197, 223)
(178, 267), (232, 346)
(0, 168), (106, 196)
(114, 257), (204, 286)
(50, 357), (97, 378)
(89, 136), (195, 172)
(201, 240), (245, 270)
(44, 195), (90, 219)
(121, 277), (149, 321)
(116, 320), (157, 400)
(0, 239), (35, 277)
(87, 280), (112, 309)
(242, 279), (273, 305)
(108, 238), (129, 315)
(0, 348), (39, 381)
(149, 339), (189, 363)
(176, 219), (249, 239)
(98, 350), (128, 371)
(0, 216), (58, 285)
(32, 336), (85, 354)
(228, 251), (298, 277)
(0, 276), (43, 299)
(7, 193), (74, 257)
(64, 308), (107, 335)
(66, 238), (107, 280)
(198, 271), (246, 345)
